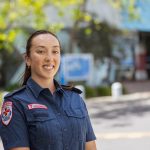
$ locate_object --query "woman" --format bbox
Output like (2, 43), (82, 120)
(0, 30), (97, 150)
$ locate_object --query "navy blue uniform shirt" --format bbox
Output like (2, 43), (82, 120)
(0, 78), (96, 150)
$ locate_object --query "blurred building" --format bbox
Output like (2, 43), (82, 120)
(120, 0), (150, 80)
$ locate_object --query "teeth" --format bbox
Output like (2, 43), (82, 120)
(43, 65), (54, 70)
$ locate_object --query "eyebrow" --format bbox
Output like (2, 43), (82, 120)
(35, 46), (45, 49)
(35, 45), (60, 49)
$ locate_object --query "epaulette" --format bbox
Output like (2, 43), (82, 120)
(61, 85), (82, 94)
(4, 86), (26, 99)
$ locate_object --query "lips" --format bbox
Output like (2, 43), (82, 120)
(43, 64), (54, 71)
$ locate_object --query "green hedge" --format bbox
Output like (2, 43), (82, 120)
(85, 86), (98, 98)
(85, 84), (127, 98)
(96, 86), (111, 96)
(5, 83), (20, 92)
(85, 86), (111, 98)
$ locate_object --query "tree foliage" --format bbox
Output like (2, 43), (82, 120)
(0, 0), (139, 87)
(0, 0), (86, 87)
(76, 20), (120, 60)
(109, 0), (139, 20)
(0, 0), (139, 52)
(0, 0), (84, 52)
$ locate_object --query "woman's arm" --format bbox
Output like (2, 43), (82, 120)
(86, 140), (97, 150)
(10, 147), (30, 150)
(1, 100), (30, 149)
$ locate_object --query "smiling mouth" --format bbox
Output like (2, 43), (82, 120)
(43, 64), (54, 71)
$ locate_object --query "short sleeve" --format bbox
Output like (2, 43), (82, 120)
(0, 99), (29, 150)
(80, 98), (96, 142)
(85, 115), (96, 142)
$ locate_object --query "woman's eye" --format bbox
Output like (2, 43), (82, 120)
(37, 49), (45, 54)
(53, 50), (60, 54)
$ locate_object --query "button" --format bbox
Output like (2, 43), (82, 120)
(65, 144), (69, 149)
(63, 128), (67, 132)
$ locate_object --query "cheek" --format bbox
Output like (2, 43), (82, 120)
(30, 54), (43, 65)
(57, 56), (61, 65)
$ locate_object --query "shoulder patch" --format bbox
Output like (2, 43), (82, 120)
(1, 101), (13, 126)
(4, 86), (26, 99)
(61, 85), (82, 94)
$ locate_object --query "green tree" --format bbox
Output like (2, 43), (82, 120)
(0, 0), (85, 87)
(109, 0), (139, 20)
(76, 20), (121, 84)
(0, 0), (139, 87)
(0, 0), (85, 51)
(76, 21), (120, 60)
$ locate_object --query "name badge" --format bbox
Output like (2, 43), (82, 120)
(28, 104), (48, 110)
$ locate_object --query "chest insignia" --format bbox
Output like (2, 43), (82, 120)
(1, 101), (12, 126)
(28, 104), (48, 110)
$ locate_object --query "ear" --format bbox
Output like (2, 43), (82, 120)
(24, 53), (31, 67)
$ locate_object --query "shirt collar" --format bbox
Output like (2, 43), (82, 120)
(54, 79), (65, 95)
(26, 77), (43, 98)
(26, 77), (65, 98)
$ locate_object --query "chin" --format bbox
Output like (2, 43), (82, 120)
(44, 74), (55, 79)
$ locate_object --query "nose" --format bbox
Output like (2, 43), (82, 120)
(44, 52), (53, 62)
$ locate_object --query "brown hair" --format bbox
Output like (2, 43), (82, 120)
(22, 30), (60, 85)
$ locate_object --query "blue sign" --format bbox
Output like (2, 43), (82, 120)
(60, 54), (93, 82)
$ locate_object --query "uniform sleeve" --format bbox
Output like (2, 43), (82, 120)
(0, 99), (29, 150)
(81, 97), (96, 142)
(85, 115), (96, 142)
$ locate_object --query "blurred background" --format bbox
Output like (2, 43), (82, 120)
(0, 0), (150, 150)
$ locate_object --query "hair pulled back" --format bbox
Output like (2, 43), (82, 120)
(22, 30), (60, 85)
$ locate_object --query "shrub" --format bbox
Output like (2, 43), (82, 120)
(96, 86), (111, 96)
(84, 86), (97, 98)
(5, 83), (20, 92)
(84, 85), (112, 98)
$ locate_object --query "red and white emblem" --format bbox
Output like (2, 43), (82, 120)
(28, 103), (48, 110)
(1, 101), (12, 126)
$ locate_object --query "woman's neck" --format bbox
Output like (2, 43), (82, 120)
(31, 76), (56, 94)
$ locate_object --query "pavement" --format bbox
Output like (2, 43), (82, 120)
(123, 80), (150, 94)
(86, 90), (150, 150)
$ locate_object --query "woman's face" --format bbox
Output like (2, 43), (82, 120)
(26, 33), (61, 82)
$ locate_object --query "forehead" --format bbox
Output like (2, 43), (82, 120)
(31, 33), (59, 46)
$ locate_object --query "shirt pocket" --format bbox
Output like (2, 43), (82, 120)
(26, 109), (59, 146)
(65, 108), (88, 142)
(26, 109), (55, 122)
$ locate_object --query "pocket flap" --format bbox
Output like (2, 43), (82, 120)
(65, 108), (87, 118)
(26, 109), (56, 122)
